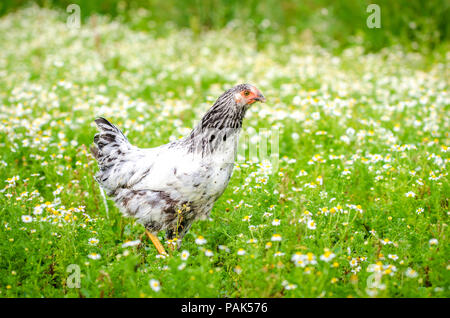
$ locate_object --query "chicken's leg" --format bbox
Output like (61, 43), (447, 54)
(145, 230), (167, 255)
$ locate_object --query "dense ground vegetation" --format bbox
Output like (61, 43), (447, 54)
(0, 4), (448, 297)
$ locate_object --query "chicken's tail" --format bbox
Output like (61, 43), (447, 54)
(90, 117), (131, 165)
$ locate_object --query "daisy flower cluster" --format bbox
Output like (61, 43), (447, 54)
(0, 6), (448, 298)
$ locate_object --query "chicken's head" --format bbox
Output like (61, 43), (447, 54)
(199, 84), (266, 130)
(232, 84), (266, 107)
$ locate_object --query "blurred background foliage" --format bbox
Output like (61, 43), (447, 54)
(0, 0), (448, 53)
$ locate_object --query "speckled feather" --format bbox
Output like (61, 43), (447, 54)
(91, 84), (264, 247)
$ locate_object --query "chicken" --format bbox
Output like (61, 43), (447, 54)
(91, 84), (265, 253)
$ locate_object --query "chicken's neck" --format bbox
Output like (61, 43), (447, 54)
(181, 103), (248, 156)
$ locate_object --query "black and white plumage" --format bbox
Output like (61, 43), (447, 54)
(91, 84), (265, 248)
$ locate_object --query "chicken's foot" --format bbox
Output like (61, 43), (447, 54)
(145, 230), (167, 255)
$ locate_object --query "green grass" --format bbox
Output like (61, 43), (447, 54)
(0, 0), (449, 52)
(0, 6), (449, 298)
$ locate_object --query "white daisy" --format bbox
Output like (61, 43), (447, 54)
(88, 253), (101, 260)
(271, 234), (282, 241)
(429, 238), (438, 245)
(121, 240), (141, 248)
(218, 245), (230, 252)
(320, 250), (336, 262)
(405, 191), (416, 198)
(307, 219), (316, 230)
(195, 236), (207, 245)
(204, 249), (214, 257)
(388, 254), (399, 261)
(349, 258), (358, 267)
(180, 250), (190, 261)
(21, 215), (33, 223)
(405, 268), (418, 278)
(149, 279), (161, 292)
(88, 238), (99, 246)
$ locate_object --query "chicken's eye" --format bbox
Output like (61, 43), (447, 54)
(244, 90), (250, 96)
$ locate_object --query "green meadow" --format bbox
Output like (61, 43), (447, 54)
(0, 2), (448, 297)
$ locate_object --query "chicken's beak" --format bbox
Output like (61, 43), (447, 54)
(253, 92), (266, 103)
